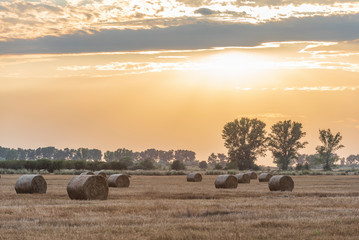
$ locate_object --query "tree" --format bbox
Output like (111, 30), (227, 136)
(171, 160), (185, 170)
(315, 129), (344, 171)
(174, 150), (196, 163)
(5, 149), (18, 160)
(222, 117), (267, 170)
(199, 161), (208, 170)
(268, 120), (307, 170)
(139, 158), (155, 170)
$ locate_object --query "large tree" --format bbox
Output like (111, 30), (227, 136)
(268, 120), (307, 170)
(315, 129), (344, 171)
(222, 117), (267, 170)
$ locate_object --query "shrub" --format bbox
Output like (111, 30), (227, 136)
(171, 160), (185, 170)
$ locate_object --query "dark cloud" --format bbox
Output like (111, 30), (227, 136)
(2, 14), (359, 54)
(194, 8), (217, 15)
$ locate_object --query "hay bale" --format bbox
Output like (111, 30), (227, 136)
(258, 173), (273, 182)
(80, 171), (94, 175)
(246, 172), (257, 179)
(67, 175), (108, 200)
(235, 173), (250, 183)
(187, 172), (202, 182)
(15, 174), (47, 194)
(94, 171), (107, 179)
(107, 174), (130, 188)
(214, 175), (238, 189)
(268, 175), (294, 192)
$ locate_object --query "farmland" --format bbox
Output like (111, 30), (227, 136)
(1, 174), (359, 239)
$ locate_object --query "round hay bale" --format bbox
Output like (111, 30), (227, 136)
(67, 175), (108, 200)
(187, 172), (202, 182)
(268, 175), (294, 192)
(107, 174), (130, 188)
(214, 175), (238, 189)
(15, 174), (47, 194)
(246, 172), (257, 179)
(94, 171), (107, 179)
(235, 173), (250, 183)
(80, 171), (94, 175)
(258, 173), (273, 182)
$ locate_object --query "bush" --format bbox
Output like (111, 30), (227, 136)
(199, 161), (208, 170)
(139, 158), (156, 170)
(225, 161), (238, 170)
(171, 160), (185, 170)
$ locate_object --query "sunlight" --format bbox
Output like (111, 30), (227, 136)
(197, 52), (270, 87)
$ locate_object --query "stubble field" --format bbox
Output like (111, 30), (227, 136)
(1, 174), (359, 240)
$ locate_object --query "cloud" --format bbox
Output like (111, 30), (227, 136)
(57, 61), (204, 76)
(2, 14), (359, 54)
(2, 0), (359, 41)
(283, 86), (359, 91)
(57, 65), (91, 71)
(244, 113), (304, 119)
(194, 8), (218, 15)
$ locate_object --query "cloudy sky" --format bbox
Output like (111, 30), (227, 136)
(1, 0), (359, 165)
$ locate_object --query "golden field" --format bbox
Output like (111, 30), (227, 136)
(1, 174), (359, 240)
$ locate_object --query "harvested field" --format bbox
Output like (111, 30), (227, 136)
(1, 174), (359, 239)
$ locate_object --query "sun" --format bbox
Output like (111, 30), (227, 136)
(195, 51), (271, 88)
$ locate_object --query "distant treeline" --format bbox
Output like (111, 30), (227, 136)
(0, 146), (197, 166)
(0, 159), (143, 172)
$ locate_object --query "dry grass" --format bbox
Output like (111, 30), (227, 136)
(1, 174), (359, 239)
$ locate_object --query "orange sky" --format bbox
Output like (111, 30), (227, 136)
(1, 42), (359, 165)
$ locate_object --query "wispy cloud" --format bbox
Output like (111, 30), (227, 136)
(57, 61), (204, 75)
(244, 113), (304, 119)
(52, 41), (359, 76)
(57, 65), (91, 71)
(283, 86), (359, 91)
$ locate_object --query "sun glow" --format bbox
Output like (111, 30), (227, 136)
(197, 52), (272, 87)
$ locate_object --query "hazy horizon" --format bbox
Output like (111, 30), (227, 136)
(1, 0), (359, 166)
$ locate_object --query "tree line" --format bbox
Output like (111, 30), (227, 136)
(222, 117), (345, 171)
(0, 146), (197, 170)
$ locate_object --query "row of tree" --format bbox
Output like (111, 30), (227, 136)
(222, 118), (344, 171)
(0, 147), (102, 161)
(0, 146), (196, 166)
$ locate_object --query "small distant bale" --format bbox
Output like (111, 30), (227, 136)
(67, 175), (108, 200)
(80, 171), (94, 175)
(15, 174), (47, 194)
(187, 172), (202, 182)
(235, 173), (250, 183)
(268, 175), (294, 192)
(107, 174), (130, 188)
(214, 175), (238, 189)
(258, 173), (273, 182)
(94, 171), (107, 179)
(246, 172), (257, 179)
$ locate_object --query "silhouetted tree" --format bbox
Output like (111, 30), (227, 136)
(268, 120), (307, 170)
(199, 161), (208, 170)
(171, 160), (185, 170)
(222, 117), (267, 170)
(315, 129), (344, 170)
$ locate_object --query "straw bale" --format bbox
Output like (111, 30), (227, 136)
(258, 173), (273, 182)
(246, 172), (257, 179)
(268, 175), (294, 192)
(235, 173), (250, 183)
(67, 175), (109, 200)
(187, 172), (202, 182)
(214, 175), (238, 188)
(15, 174), (47, 194)
(107, 174), (130, 188)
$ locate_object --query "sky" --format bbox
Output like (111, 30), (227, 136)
(1, 0), (359, 165)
